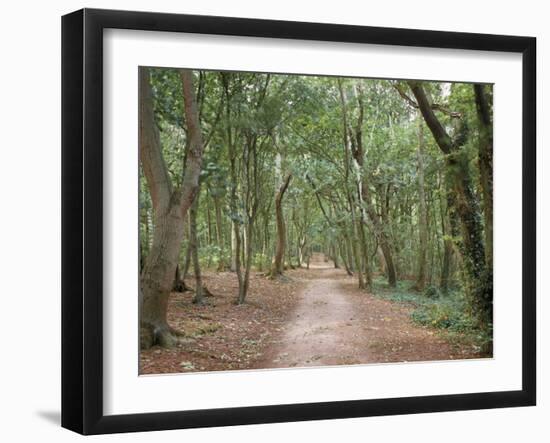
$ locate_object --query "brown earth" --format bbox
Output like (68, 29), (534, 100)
(140, 254), (483, 375)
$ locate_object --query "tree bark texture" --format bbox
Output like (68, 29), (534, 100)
(408, 81), (492, 328)
(271, 172), (292, 276)
(474, 84), (493, 269)
(189, 191), (204, 304)
(139, 68), (205, 349)
(413, 116), (428, 291)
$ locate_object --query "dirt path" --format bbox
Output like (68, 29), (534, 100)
(257, 254), (469, 368)
(141, 254), (480, 375)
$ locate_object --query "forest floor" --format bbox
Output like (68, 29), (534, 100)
(140, 254), (486, 375)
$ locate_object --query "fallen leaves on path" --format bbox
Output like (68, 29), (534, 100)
(139, 271), (300, 374)
(140, 258), (487, 375)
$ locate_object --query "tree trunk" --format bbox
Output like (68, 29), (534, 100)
(439, 178), (454, 295)
(345, 234), (355, 273)
(182, 239), (192, 278)
(413, 116), (428, 291)
(140, 203), (186, 348)
(331, 242), (340, 268)
(297, 235), (305, 267)
(139, 68), (205, 349)
(172, 263), (191, 292)
(357, 216), (373, 288)
(474, 84), (493, 269)
(286, 223), (294, 269)
(339, 240), (353, 276)
(409, 81), (492, 329)
(238, 221), (254, 304)
(340, 80), (393, 287)
(139, 242), (145, 273)
(440, 239), (452, 294)
(228, 157), (244, 300)
(189, 191), (204, 304)
(338, 80), (374, 289)
(214, 196), (226, 270)
(377, 246), (387, 274)
(350, 221), (365, 289)
(271, 170), (292, 277)
(377, 188), (397, 286)
(230, 221), (238, 272)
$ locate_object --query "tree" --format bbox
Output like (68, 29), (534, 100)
(221, 72), (278, 302)
(413, 115), (428, 291)
(407, 80), (492, 329)
(271, 154), (292, 277)
(139, 68), (205, 349)
(474, 84), (493, 269)
(139, 70), (494, 357)
(189, 190), (204, 304)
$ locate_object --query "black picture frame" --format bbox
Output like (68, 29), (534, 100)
(61, 8), (536, 435)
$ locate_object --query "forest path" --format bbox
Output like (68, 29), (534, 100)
(258, 254), (460, 368)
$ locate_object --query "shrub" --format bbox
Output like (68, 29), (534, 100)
(424, 285), (440, 299)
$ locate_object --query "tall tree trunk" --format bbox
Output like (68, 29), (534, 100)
(377, 187), (397, 286)
(440, 231), (453, 294)
(350, 221), (365, 289)
(338, 80), (374, 289)
(336, 239), (351, 276)
(139, 68), (205, 349)
(139, 242), (145, 273)
(330, 242), (339, 268)
(377, 246), (387, 274)
(357, 217), (373, 288)
(340, 80), (393, 287)
(228, 149), (243, 300)
(261, 214), (270, 272)
(230, 207), (243, 300)
(474, 84), (493, 269)
(213, 196), (226, 270)
(408, 81), (492, 329)
(230, 221), (238, 272)
(238, 221), (254, 304)
(345, 234), (355, 273)
(286, 223), (294, 269)
(190, 191), (204, 304)
(439, 178), (454, 295)
(413, 115), (428, 291)
(182, 220), (192, 278)
(298, 235), (307, 267)
(271, 165), (292, 277)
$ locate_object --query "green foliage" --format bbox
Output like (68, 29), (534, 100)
(372, 276), (488, 344)
(140, 67), (492, 343)
(198, 244), (229, 269)
(423, 285), (440, 299)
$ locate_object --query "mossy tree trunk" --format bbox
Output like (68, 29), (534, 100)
(474, 84), (493, 269)
(413, 115), (428, 291)
(408, 81), (492, 329)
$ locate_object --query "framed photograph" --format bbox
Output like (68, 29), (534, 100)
(62, 8), (536, 435)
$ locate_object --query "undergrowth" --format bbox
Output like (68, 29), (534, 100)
(371, 276), (492, 355)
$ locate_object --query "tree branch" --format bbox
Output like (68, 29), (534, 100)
(178, 69), (205, 217)
(305, 174), (332, 225)
(407, 81), (455, 154)
(395, 82), (462, 118)
(139, 67), (173, 215)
